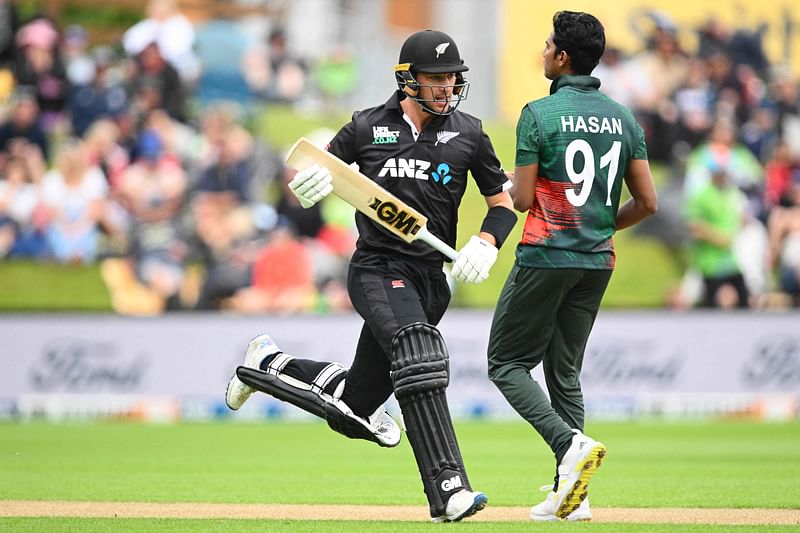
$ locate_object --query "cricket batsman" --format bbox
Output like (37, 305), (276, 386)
(224, 29), (516, 522)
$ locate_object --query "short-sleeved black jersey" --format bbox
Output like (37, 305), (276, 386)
(328, 91), (509, 265)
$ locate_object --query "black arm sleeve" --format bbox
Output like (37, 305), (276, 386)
(480, 206), (518, 248)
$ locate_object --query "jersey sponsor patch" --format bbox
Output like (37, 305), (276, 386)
(391, 279), (405, 289)
(431, 163), (452, 185)
(378, 157), (431, 180)
(372, 126), (399, 144)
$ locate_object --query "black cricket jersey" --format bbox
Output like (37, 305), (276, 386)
(328, 91), (509, 264)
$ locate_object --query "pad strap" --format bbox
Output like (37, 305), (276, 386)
(265, 353), (294, 375)
(311, 363), (346, 395)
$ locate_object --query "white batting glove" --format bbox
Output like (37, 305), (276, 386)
(451, 235), (498, 284)
(288, 164), (333, 208)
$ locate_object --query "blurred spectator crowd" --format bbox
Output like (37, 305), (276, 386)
(0, 0), (356, 314)
(595, 12), (800, 309)
(1, 3), (799, 313)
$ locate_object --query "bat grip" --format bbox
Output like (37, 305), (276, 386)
(416, 227), (458, 261)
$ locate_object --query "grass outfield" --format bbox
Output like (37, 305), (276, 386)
(1, 420), (799, 531)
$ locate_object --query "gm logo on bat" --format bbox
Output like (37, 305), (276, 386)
(368, 197), (421, 236)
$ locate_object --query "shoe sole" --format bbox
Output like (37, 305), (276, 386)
(224, 375), (253, 411)
(225, 335), (275, 410)
(531, 504), (592, 522)
(531, 513), (591, 522)
(555, 443), (606, 519)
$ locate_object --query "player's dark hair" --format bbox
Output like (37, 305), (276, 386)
(552, 11), (605, 75)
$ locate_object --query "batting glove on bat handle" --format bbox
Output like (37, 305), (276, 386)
(288, 164), (334, 208)
(451, 235), (498, 284)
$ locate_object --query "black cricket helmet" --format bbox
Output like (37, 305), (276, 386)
(394, 30), (470, 115)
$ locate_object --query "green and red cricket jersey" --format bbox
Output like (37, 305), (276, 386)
(515, 75), (648, 269)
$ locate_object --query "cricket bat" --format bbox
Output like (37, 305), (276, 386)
(285, 137), (458, 261)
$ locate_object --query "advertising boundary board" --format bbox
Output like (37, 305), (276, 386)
(0, 311), (797, 421)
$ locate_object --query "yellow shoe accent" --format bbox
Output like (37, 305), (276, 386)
(556, 443), (606, 519)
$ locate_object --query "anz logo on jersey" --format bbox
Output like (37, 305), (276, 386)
(431, 163), (452, 185)
(377, 158), (452, 185)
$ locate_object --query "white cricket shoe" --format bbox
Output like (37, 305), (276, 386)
(225, 334), (281, 410)
(367, 408), (401, 447)
(431, 489), (488, 522)
(548, 429), (606, 520)
(530, 485), (592, 521)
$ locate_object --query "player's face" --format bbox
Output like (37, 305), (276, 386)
(415, 71), (456, 113)
(542, 33), (560, 80)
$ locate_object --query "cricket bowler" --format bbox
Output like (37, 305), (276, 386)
(487, 11), (658, 522)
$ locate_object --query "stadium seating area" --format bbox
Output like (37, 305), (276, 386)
(0, 0), (357, 314)
(0, 3), (798, 312)
(592, 13), (800, 309)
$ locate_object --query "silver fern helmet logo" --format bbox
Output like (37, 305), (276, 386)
(435, 131), (460, 146)
(435, 42), (450, 58)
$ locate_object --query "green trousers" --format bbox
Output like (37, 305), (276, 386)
(487, 264), (612, 461)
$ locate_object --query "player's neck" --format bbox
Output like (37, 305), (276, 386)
(400, 97), (435, 132)
(550, 67), (576, 80)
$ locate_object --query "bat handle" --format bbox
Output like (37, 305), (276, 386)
(416, 227), (458, 262)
